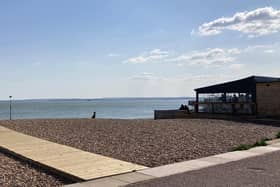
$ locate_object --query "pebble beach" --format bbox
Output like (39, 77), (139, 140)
(0, 118), (280, 186)
(0, 152), (69, 187)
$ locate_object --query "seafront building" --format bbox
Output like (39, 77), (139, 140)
(192, 76), (280, 117)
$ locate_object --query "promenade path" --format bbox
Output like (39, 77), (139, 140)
(65, 141), (280, 187)
(130, 149), (280, 187)
(0, 125), (146, 182)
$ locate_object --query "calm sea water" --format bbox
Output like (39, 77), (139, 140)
(0, 98), (191, 120)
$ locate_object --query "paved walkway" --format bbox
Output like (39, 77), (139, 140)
(66, 142), (280, 186)
(0, 126), (146, 182)
(129, 150), (280, 187)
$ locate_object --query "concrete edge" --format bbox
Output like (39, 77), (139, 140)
(65, 142), (280, 187)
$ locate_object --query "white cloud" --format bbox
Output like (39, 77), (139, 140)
(124, 43), (280, 69)
(130, 72), (161, 81)
(169, 48), (241, 66)
(198, 7), (280, 37)
(127, 71), (254, 96)
(244, 44), (271, 51)
(150, 49), (168, 55)
(129, 72), (218, 82)
(129, 73), (246, 89)
(229, 63), (244, 71)
(124, 49), (169, 64)
(264, 49), (276, 53)
(108, 53), (121, 57)
(244, 43), (280, 53)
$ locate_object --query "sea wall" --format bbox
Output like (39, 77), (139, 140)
(154, 110), (190, 120)
(154, 110), (257, 120)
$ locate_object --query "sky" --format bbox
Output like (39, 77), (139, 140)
(1, 0), (280, 99)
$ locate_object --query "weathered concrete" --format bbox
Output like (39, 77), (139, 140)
(138, 160), (216, 178)
(128, 150), (280, 187)
(66, 141), (280, 187)
(247, 146), (280, 154)
(65, 177), (128, 187)
(211, 150), (261, 161)
(111, 172), (155, 184)
(64, 172), (155, 187)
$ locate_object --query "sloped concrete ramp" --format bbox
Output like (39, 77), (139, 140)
(0, 126), (146, 181)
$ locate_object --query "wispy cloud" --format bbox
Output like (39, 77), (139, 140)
(130, 72), (161, 81)
(198, 7), (280, 37)
(169, 48), (241, 66)
(124, 43), (280, 69)
(129, 73), (245, 87)
(108, 53), (121, 57)
(229, 63), (244, 71)
(264, 49), (275, 53)
(244, 43), (280, 53)
(124, 49), (169, 64)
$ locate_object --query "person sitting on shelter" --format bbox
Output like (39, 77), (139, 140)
(179, 104), (190, 113)
(179, 104), (185, 110)
(233, 94), (238, 103)
(221, 93), (226, 102)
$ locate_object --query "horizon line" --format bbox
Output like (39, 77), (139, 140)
(0, 96), (194, 101)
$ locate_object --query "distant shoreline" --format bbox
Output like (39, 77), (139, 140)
(0, 97), (193, 102)
(0, 117), (154, 121)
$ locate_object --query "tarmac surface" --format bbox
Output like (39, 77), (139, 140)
(128, 151), (280, 187)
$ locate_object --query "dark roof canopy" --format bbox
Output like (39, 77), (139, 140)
(195, 76), (280, 94)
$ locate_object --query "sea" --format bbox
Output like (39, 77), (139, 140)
(0, 97), (192, 120)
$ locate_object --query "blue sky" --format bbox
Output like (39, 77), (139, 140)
(1, 0), (280, 99)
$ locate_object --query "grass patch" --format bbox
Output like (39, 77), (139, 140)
(231, 144), (252, 151)
(233, 132), (280, 152)
(276, 132), (280, 139)
(231, 138), (268, 151)
(253, 138), (267, 147)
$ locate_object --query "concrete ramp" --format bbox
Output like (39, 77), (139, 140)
(0, 126), (147, 181)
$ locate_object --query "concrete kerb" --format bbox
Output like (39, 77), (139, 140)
(65, 141), (280, 187)
(64, 172), (155, 187)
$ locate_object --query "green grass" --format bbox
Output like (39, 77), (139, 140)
(231, 144), (252, 151)
(276, 132), (280, 139)
(231, 138), (268, 151)
(231, 131), (280, 152)
(253, 138), (268, 147)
